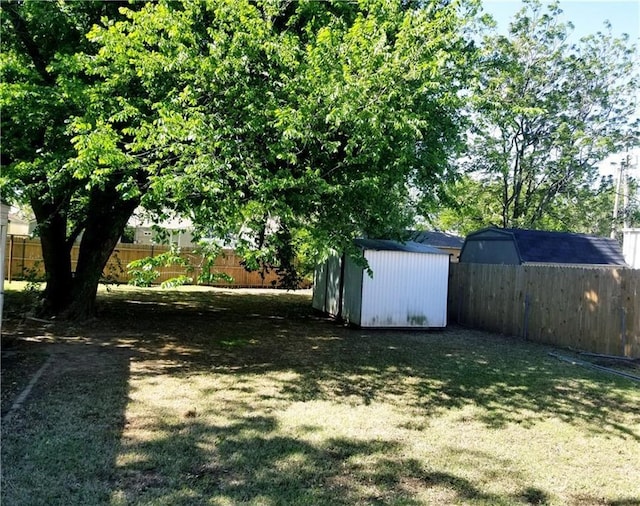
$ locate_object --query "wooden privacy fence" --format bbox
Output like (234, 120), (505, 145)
(448, 263), (640, 358)
(3, 236), (281, 288)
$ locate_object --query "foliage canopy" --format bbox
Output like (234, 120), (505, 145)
(1, 0), (475, 317)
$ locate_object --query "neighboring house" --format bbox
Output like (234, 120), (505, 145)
(459, 227), (627, 266)
(122, 210), (278, 249)
(313, 238), (450, 328)
(122, 213), (197, 247)
(7, 211), (36, 236)
(622, 228), (640, 268)
(125, 225), (197, 247)
(1, 202), (8, 328)
(408, 230), (464, 261)
(0, 202), (9, 229)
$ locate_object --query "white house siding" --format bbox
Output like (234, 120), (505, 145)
(1, 202), (10, 331)
(622, 229), (640, 268)
(357, 250), (449, 328)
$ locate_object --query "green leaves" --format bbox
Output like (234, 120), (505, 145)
(127, 245), (191, 287)
(86, 0), (473, 269)
(3, 0), (475, 311)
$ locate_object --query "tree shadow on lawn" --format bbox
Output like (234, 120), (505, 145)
(89, 288), (640, 442)
(114, 407), (539, 506)
(2, 287), (638, 505)
(1, 337), (133, 506)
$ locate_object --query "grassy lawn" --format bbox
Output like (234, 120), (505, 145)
(2, 284), (639, 506)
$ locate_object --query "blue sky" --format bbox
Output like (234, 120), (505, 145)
(480, 0), (640, 41)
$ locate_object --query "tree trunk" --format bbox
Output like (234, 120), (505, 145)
(31, 179), (141, 320)
(63, 193), (139, 320)
(31, 200), (74, 314)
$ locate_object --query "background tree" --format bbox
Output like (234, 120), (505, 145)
(1, 0), (475, 319)
(438, 0), (639, 232)
(429, 172), (638, 237)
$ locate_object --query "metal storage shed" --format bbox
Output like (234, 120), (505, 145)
(313, 239), (450, 328)
(459, 227), (627, 266)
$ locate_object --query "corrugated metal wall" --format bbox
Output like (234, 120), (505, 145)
(357, 250), (449, 328)
(311, 262), (327, 311)
(312, 255), (342, 315)
(342, 252), (364, 325)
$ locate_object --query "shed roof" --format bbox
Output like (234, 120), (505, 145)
(465, 227), (627, 265)
(354, 238), (448, 255)
(408, 230), (464, 249)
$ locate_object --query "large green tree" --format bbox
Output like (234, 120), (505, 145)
(1, 0), (149, 318)
(1, 0), (475, 318)
(446, 0), (639, 231)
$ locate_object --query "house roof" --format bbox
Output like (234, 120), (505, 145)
(354, 238), (447, 255)
(466, 227), (627, 265)
(408, 230), (464, 249)
(7, 212), (30, 225)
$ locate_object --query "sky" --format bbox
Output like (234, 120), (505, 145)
(480, 0), (640, 41)
(480, 0), (640, 178)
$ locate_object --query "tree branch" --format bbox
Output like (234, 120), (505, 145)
(2, 2), (55, 86)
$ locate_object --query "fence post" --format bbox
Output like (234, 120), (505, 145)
(8, 235), (14, 282)
(523, 293), (530, 341)
(21, 237), (26, 278)
(620, 306), (626, 356)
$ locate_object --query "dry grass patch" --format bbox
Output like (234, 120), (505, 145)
(2, 285), (639, 505)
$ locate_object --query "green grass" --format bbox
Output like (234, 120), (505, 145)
(2, 285), (639, 505)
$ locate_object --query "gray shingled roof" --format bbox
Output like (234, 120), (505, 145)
(467, 228), (627, 265)
(408, 230), (464, 249)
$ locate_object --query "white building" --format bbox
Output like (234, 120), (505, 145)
(313, 239), (450, 328)
(622, 229), (640, 268)
(1, 201), (10, 332)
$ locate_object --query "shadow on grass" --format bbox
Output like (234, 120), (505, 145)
(113, 410), (536, 506)
(86, 288), (639, 442)
(1, 342), (132, 505)
(2, 287), (639, 505)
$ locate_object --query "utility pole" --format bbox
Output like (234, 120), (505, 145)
(623, 154), (630, 230)
(611, 158), (624, 239)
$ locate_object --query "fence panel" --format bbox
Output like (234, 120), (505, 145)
(4, 236), (282, 288)
(449, 263), (640, 358)
(5, 236), (45, 281)
(622, 269), (640, 358)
